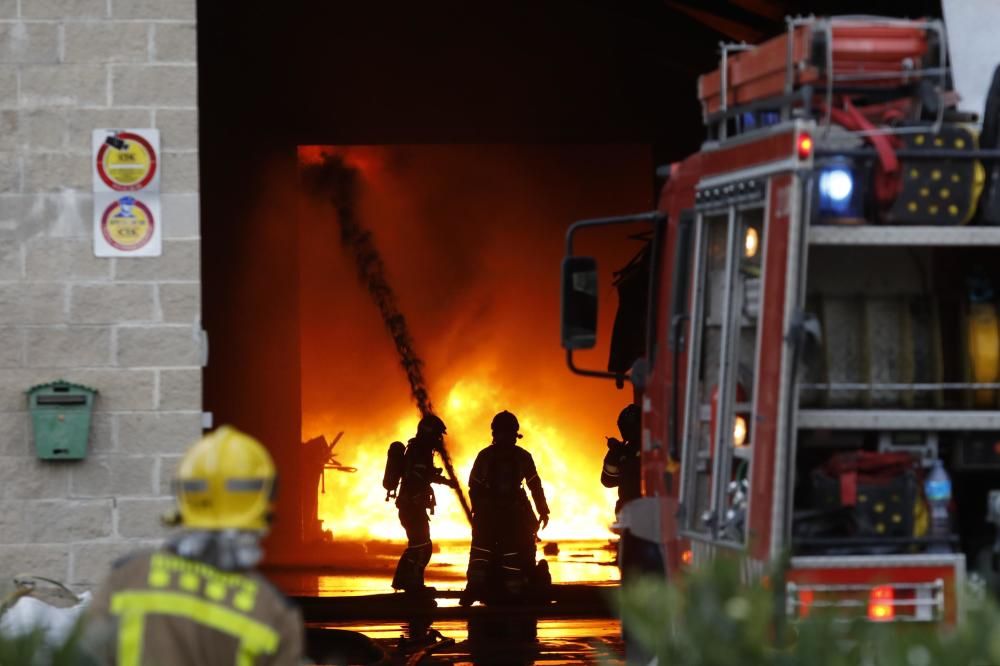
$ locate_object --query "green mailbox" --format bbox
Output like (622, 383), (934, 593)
(26, 380), (98, 460)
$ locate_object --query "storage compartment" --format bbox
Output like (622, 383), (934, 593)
(792, 243), (1000, 565)
(790, 430), (1000, 567)
(800, 245), (1000, 410)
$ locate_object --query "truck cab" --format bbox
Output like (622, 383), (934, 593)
(562, 15), (1000, 624)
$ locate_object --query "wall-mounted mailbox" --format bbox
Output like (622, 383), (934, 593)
(26, 380), (98, 460)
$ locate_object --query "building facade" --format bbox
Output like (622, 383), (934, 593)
(0, 0), (201, 587)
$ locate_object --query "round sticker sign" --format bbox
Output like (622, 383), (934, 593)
(101, 197), (155, 251)
(95, 132), (157, 191)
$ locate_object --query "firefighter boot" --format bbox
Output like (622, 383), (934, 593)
(460, 554), (490, 606)
(392, 541), (432, 593)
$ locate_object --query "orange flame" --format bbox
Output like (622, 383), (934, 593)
(298, 144), (654, 546)
(308, 377), (619, 541)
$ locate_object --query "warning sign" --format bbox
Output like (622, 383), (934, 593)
(101, 196), (154, 250)
(92, 129), (160, 193)
(93, 193), (161, 257)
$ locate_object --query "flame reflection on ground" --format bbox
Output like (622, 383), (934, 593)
(315, 618), (624, 663)
(272, 539), (618, 597)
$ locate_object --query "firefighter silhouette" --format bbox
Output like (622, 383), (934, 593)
(460, 410), (550, 606)
(601, 404), (642, 514)
(391, 414), (453, 593)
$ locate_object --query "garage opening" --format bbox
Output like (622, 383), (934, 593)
(197, 3), (706, 587)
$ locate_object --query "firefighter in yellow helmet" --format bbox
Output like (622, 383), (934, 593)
(84, 426), (304, 665)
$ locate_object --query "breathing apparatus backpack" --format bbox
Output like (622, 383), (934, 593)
(383, 441), (406, 501)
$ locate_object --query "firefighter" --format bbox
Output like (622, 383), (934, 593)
(460, 410), (550, 606)
(83, 426), (303, 665)
(603, 403), (663, 594)
(391, 414), (454, 594)
(601, 403), (642, 514)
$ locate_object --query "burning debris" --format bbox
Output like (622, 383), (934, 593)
(301, 431), (356, 543)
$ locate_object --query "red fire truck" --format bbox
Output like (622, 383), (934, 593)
(561, 15), (1000, 624)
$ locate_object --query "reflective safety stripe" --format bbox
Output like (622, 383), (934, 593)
(526, 473), (538, 483)
(405, 542), (432, 550)
(225, 478), (268, 492)
(110, 591), (280, 666)
(502, 566), (521, 572)
(471, 546), (491, 553)
(603, 465), (620, 476)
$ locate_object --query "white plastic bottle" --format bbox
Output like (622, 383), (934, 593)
(924, 460), (952, 554)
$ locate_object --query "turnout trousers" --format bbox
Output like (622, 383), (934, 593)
(392, 503), (432, 591)
(466, 500), (536, 600)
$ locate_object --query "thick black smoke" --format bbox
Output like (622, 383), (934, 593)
(303, 153), (472, 523)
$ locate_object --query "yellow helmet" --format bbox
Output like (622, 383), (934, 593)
(174, 426), (276, 532)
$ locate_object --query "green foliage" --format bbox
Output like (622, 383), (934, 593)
(0, 630), (46, 666)
(0, 625), (98, 666)
(616, 558), (1000, 666)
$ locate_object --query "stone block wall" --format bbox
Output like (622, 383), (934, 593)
(0, 0), (200, 588)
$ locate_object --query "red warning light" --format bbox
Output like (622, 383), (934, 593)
(797, 133), (814, 160)
(798, 589), (815, 617)
(681, 549), (694, 566)
(868, 585), (895, 622)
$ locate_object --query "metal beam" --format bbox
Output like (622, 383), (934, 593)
(809, 225), (1000, 247)
(797, 409), (1000, 430)
(664, 1), (767, 43)
(729, 0), (787, 21)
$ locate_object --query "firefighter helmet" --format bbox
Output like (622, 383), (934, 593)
(617, 404), (641, 443)
(174, 426), (276, 532)
(418, 414), (447, 436)
(491, 410), (521, 435)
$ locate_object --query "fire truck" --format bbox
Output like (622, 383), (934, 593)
(561, 15), (1000, 624)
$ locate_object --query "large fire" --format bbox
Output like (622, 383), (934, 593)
(309, 375), (621, 541)
(298, 145), (653, 545)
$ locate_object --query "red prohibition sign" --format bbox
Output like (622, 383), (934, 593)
(95, 132), (158, 191)
(101, 198), (155, 251)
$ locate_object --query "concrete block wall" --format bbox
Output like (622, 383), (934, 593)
(0, 0), (200, 588)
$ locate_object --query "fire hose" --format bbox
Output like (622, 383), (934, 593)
(304, 153), (472, 525)
(433, 426), (473, 525)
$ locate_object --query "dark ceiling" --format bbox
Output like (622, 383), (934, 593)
(198, 0), (941, 163)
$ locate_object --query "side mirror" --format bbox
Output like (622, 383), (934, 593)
(560, 256), (598, 350)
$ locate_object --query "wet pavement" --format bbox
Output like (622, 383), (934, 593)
(319, 617), (624, 664)
(269, 540), (624, 664)
(270, 539), (620, 595)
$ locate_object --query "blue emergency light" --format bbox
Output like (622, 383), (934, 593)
(818, 167), (855, 216)
(816, 160), (866, 220)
